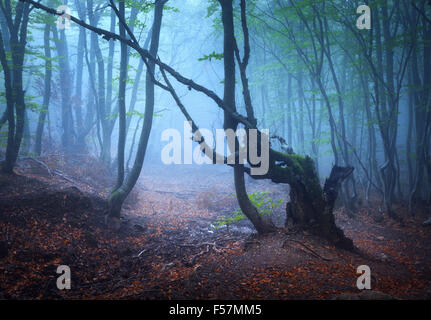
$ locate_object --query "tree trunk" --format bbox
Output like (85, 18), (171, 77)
(275, 153), (354, 250)
(219, 0), (276, 235)
(107, 0), (167, 219)
(35, 23), (52, 156)
(53, 25), (74, 152)
(114, 0), (127, 190)
(0, 2), (30, 173)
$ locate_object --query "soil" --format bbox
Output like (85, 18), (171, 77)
(0, 155), (430, 299)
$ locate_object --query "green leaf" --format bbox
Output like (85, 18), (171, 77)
(198, 51), (224, 62)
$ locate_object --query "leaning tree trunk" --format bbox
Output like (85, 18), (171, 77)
(234, 165), (276, 234)
(219, 0), (276, 235)
(270, 151), (354, 250)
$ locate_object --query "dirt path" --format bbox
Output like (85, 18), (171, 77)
(1, 157), (430, 299)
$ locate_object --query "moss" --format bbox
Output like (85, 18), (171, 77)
(109, 189), (124, 207)
(286, 153), (306, 175)
(271, 150), (305, 175)
(271, 150), (322, 199)
(301, 156), (322, 195)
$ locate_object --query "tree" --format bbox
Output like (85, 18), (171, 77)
(161, 0), (355, 248)
(107, 0), (168, 221)
(0, 0), (31, 173)
(34, 10), (53, 156)
(23, 0), (355, 249)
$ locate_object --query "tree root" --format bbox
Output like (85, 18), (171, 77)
(282, 238), (332, 262)
(19, 156), (53, 176)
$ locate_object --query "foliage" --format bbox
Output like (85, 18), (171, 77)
(198, 51), (224, 62)
(212, 191), (282, 230)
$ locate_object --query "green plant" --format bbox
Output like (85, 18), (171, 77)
(212, 191), (282, 230)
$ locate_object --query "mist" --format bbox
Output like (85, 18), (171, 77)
(0, 0), (430, 301)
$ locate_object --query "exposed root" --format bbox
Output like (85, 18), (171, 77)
(282, 238), (332, 262)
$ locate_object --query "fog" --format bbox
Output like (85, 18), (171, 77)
(1, 0), (431, 301)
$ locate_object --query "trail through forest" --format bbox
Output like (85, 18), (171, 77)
(1, 155), (430, 299)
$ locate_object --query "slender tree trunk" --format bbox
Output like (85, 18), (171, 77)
(108, 0), (168, 219)
(53, 21), (74, 152)
(74, 0), (86, 150)
(35, 23), (53, 156)
(287, 73), (293, 147)
(297, 70), (305, 154)
(0, 2), (30, 173)
(219, 0), (275, 235)
(114, 0), (127, 190)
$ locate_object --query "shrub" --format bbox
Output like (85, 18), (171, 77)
(212, 191), (282, 230)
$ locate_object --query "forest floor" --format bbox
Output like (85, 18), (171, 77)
(1, 154), (431, 300)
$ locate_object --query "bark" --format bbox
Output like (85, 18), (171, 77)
(218, 0), (352, 244)
(35, 23), (52, 156)
(297, 69), (305, 154)
(52, 24), (74, 152)
(74, 0), (89, 151)
(272, 152), (354, 250)
(23, 0), (354, 249)
(125, 28), (151, 136)
(0, 2), (30, 173)
(321, 16), (356, 210)
(219, 0), (276, 235)
(87, 0), (115, 165)
(287, 73), (293, 147)
(409, 4), (431, 208)
(114, 0), (127, 190)
(107, 0), (168, 219)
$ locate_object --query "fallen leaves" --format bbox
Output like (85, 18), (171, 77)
(1, 156), (431, 299)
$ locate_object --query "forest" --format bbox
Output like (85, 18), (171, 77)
(0, 0), (430, 300)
